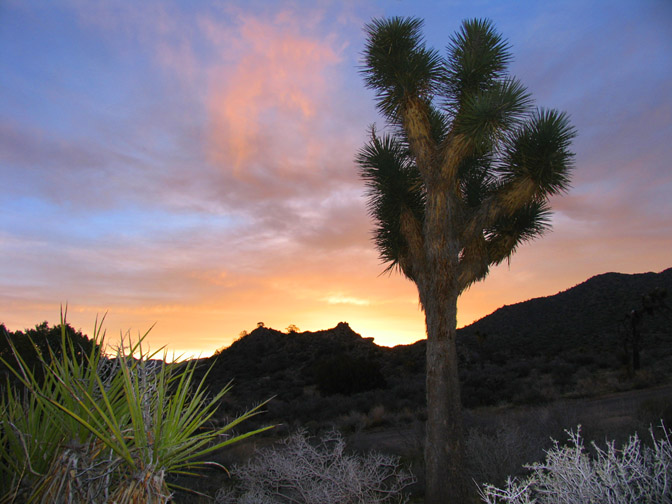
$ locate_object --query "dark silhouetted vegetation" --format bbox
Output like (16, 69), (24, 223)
(623, 287), (671, 372)
(313, 353), (386, 395)
(0, 320), (99, 385)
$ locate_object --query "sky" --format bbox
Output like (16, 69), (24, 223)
(1, 0), (671, 358)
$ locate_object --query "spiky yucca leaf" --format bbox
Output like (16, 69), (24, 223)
(357, 129), (425, 277)
(359, 17), (575, 284)
(498, 109), (576, 201)
(362, 17), (443, 120)
(444, 18), (512, 113)
(455, 77), (533, 148)
(486, 199), (553, 264)
(0, 312), (272, 503)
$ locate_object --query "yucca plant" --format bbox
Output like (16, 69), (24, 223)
(0, 377), (63, 502)
(0, 311), (272, 503)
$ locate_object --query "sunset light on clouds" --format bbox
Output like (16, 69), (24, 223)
(1, 0), (671, 357)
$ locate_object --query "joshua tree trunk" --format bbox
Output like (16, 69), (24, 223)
(423, 290), (468, 503)
(418, 215), (470, 502)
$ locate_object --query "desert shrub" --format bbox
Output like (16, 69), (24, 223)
(366, 404), (388, 428)
(509, 360), (533, 378)
(550, 361), (577, 389)
(511, 387), (550, 406)
(337, 410), (368, 433)
(512, 372), (559, 406)
(638, 397), (672, 428)
(467, 424), (543, 487)
(313, 354), (386, 395)
(216, 430), (415, 504)
(462, 383), (501, 408)
(595, 351), (620, 369)
(0, 315), (270, 503)
(479, 423), (672, 504)
(632, 368), (659, 389)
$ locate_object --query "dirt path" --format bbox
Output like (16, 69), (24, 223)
(563, 384), (672, 420)
(349, 384), (672, 454)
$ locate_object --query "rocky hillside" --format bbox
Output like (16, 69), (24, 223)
(459, 268), (672, 356)
(197, 268), (672, 427)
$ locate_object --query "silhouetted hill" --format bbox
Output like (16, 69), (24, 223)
(198, 322), (395, 427)
(459, 268), (672, 356)
(198, 268), (672, 427)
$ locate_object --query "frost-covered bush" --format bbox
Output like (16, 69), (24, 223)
(216, 430), (415, 504)
(479, 423), (672, 504)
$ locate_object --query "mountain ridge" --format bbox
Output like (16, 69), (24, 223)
(199, 267), (672, 425)
(465, 268), (672, 327)
(458, 267), (672, 355)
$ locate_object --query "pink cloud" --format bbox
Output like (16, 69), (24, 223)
(204, 11), (344, 183)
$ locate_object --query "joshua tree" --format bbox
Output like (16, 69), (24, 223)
(624, 287), (670, 372)
(357, 17), (575, 503)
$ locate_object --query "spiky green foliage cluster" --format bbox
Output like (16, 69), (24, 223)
(362, 17), (442, 120)
(357, 131), (425, 270)
(358, 17), (576, 287)
(0, 313), (271, 503)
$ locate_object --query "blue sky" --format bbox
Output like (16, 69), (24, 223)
(1, 0), (671, 356)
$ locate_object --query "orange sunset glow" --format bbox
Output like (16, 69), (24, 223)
(2, 1), (671, 358)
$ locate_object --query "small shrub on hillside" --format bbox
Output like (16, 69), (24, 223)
(337, 410), (368, 433)
(367, 404), (388, 428)
(313, 354), (386, 395)
(479, 423), (671, 504)
(633, 368), (659, 389)
(216, 430), (415, 504)
(467, 424), (543, 487)
(0, 321), (98, 385)
(638, 398), (672, 429)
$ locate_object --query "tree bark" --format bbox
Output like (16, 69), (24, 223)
(417, 170), (471, 503)
(422, 283), (470, 504)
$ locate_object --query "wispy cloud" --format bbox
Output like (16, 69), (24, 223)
(1, 0), (671, 356)
(205, 12), (342, 171)
(323, 294), (370, 306)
